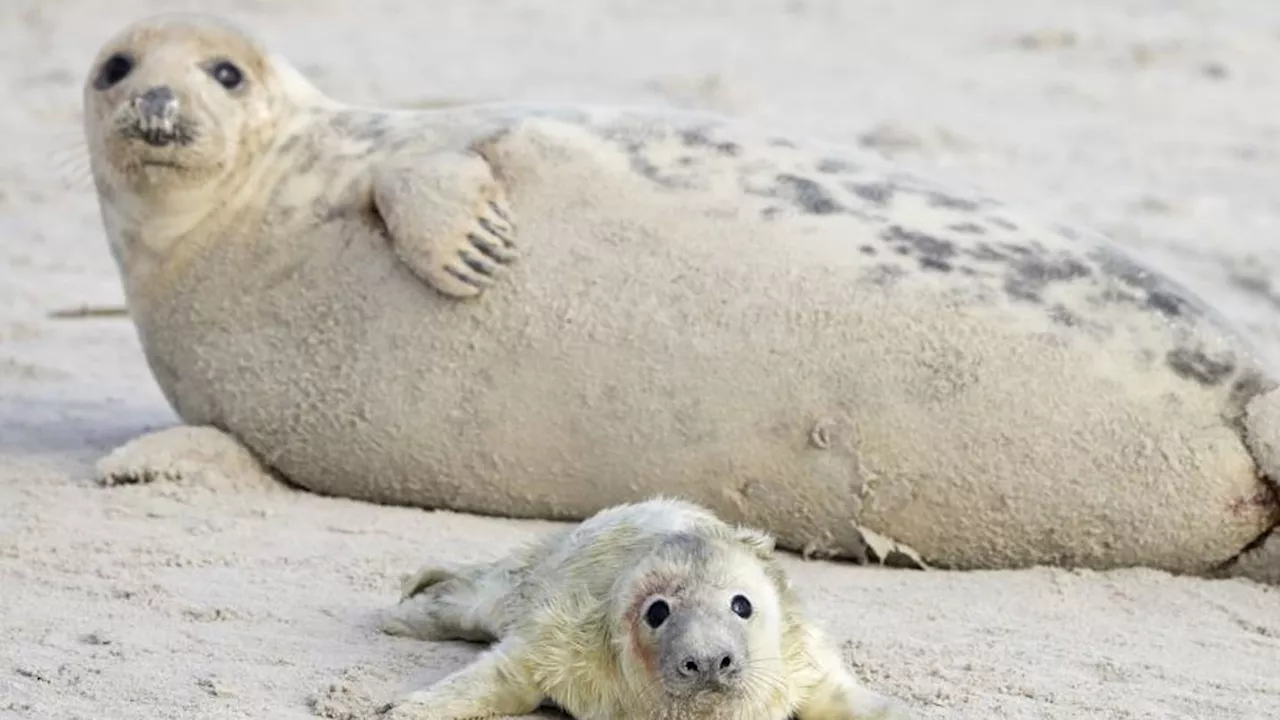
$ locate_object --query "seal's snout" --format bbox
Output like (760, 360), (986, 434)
(677, 649), (741, 687)
(660, 614), (748, 695)
(132, 85), (181, 147)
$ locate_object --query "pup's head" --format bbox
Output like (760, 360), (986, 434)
(612, 527), (789, 717)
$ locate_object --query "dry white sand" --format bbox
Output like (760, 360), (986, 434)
(3, 0), (1280, 717)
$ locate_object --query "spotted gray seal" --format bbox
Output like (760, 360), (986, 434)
(83, 12), (1280, 581)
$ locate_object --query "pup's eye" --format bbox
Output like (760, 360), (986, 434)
(94, 53), (134, 91)
(730, 594), (752, 619)
(209, 60), (244, 90)
(644, 599), (670, 629)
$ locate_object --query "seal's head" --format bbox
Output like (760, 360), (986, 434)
(81, 13), (319, 204)
(611, 528), (788, 718)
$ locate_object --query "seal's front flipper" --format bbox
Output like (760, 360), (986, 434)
(94, 425), (287, 493)
(372, 149), (518, 300)
(377, 640), (542, 720)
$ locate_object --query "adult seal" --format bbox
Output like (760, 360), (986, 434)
(84, 13), (1280, 581)
(377, 497), (913, 720)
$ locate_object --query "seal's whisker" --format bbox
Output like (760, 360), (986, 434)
(50, 129), (95, 191)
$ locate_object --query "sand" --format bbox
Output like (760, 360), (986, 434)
(2, 0), (1280, 717)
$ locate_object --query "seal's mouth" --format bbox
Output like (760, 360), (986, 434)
(121, 122), (198, 149)
(138, 159), (186, 170)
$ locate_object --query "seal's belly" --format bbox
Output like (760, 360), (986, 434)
(143, 117), (1275, 573)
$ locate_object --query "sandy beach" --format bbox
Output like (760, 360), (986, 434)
(2, 0), (1279, 717)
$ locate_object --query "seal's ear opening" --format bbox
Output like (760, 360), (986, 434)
(729, 525), (776, 559)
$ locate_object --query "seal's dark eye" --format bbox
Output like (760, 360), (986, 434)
(209, 60), (244, 90)
(730, 594), (752, 619)
(644, 599), (670, 629)
(94, 53), (134, 91)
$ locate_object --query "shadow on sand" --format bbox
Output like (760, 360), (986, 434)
(0, 391), (176, 469)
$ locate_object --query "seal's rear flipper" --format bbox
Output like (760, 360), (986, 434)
(380, 563), (502, 643)
(1221, 387), (1280, 584)
(1217, 530), (1280, 584)
(1243, 386), (1280, 494)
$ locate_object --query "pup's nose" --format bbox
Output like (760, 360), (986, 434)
(677, 650), (740, 687)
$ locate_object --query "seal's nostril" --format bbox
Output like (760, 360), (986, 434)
(718, 654), (733, 670)
(682, 658), (699, 675)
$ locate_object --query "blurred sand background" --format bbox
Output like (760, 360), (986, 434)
(2, 0), (1279, 718)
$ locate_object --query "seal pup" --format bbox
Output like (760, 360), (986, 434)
(377, 497), (914, 720)
(82, 13), (1279, 580)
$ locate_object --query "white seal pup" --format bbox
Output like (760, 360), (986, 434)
(377, 497), (914, 719)
(82, 13), (1279, 580)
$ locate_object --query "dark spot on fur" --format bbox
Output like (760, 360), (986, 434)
(948, 222), (985, 235)
(963, 240), (1093, 304)
(1002, 254), (1091, 303)
(678, 155), (694, 166)
(880, 225), (957, 266)
(775, 174), (842, 214)
(678, 128), (711, 147)
(1228, 370), (1273, 413)
(768, 137), (797, 148)
(859, 245), (876, 256)
(989, 217), (1018, 230)
(817, 158), (857, 174)
(1145, 290), (1190, 318)
(1089, 249), (1210, 320)
(1048, 304), (1080, 326)
(1166, 347), (1236, 386)
(629, 154), (689, 189)
(928, 193), (981, 212)
(678, 128), (740, 156)
(847, 182), (894, 206)
(1093, 251), (1147, 288)
(864, 264), (906, 287)
(761, 206), (783, 220)
(277, 134), (301, 154)
(966, 243), (1007, 262)
(294, 147), (321, 175)
(1097, 288), (1139, 305)
(362, 114), (391, 142)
